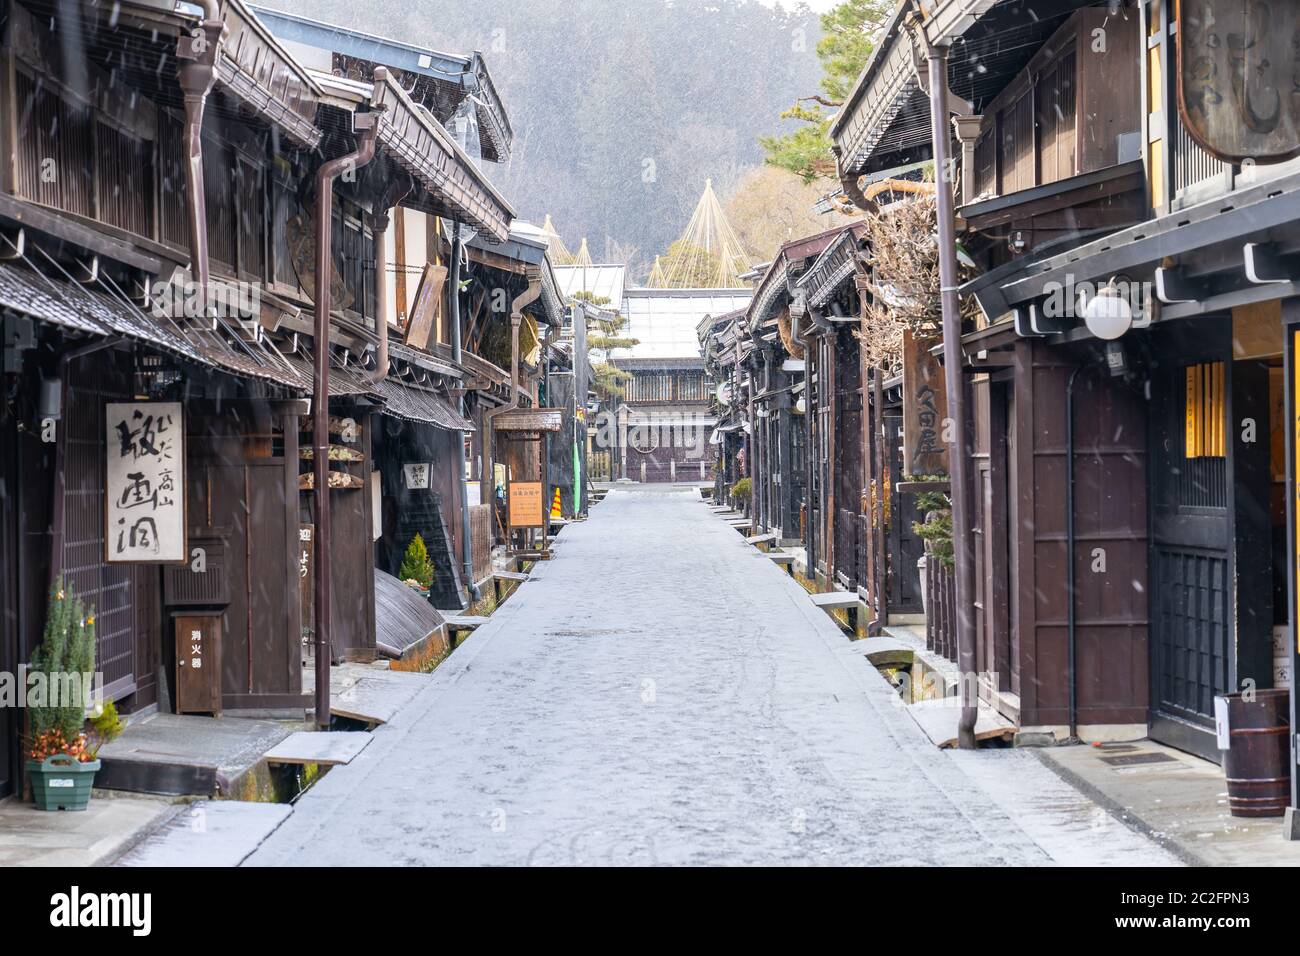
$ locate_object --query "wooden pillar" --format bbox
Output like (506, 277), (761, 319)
(825, 330), (836, 584)
(1282, 299), (1300, 829)
(617, 405), (629, 480)
(856, 274), (876, 620)
(804, 338), (817, 576)
(776, 373), (795, 538)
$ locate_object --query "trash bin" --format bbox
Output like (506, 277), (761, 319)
(1216, 688), (1290, 817)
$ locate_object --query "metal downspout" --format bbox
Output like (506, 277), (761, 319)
(176, 4), (225, 315)
(312, 119), (378, 729)
(825, 328), (836, 586)
(921, 33), (979, 749)
(872, 366), (886, 636)
(1066, 364), (1094, 742)
(449, 232), (479, 599)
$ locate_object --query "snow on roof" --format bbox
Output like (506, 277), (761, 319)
(555, 264), (626, 310)
(617, 288), (752, 361)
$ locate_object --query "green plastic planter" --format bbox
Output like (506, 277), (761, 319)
(27, 755), (100, 811)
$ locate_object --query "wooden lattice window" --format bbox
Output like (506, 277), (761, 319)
(1185, 361), (1226, 458)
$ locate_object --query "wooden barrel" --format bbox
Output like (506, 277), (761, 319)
(1222, 688), (1290, 817)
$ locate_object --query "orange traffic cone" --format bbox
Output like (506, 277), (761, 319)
(550, 487), (563, 519)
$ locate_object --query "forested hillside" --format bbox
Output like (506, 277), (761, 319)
(275, 0), (826, 277)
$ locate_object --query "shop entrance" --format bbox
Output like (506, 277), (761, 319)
(1148, 312), (1280, 760)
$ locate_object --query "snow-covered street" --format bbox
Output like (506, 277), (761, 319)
(241, 486), (1176, 866)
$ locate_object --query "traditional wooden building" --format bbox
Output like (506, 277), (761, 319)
(0, 0), (337, 785)
(611, 288), (748, 483)
(463, 220), (567, 548)
(832, 0), (1300, 777)
(0, 0), (515, 793)
(699, 308), (748, 506)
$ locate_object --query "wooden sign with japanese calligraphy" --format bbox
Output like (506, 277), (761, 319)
(403, 263), (448, 351)
(1176, 0), (1300, 164)
(508, 481), (544, 528)
(105, 402), (185, 563)
(902, 331), (948, 476)
(298, 524), (314, 634)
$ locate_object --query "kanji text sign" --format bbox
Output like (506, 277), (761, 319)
(508, 481), (544, 528)
(1177, 2), (1300, 164)
(106, 402), (185, 562)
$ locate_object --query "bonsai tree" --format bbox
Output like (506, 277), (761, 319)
(399, 533), (436, 589)
(28, 579), (96, 761)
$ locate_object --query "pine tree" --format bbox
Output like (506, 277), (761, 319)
(574, 291), (638, 403)
(399, 534), (436, 589)
(761, 0), (892, 183)
(30, 578), (95, 743)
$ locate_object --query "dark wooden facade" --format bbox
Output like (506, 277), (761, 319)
(821, 0), (1300, 758)
(0, 0), (519, 794)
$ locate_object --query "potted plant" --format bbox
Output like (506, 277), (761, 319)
(26, 581), (120, 810)
(730, 476), (752, 510)
(399, 533), (435, 593)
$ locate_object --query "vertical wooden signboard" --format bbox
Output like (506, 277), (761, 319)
(901, 331), (948, 476)
(105, 401), (185, 562)
(404, 263), (448, 351)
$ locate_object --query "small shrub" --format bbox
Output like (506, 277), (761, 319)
(399, 533), (435, 589)
(731, 477), (752, 501)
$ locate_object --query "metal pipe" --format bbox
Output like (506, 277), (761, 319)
(800, 320), (816, 579)
(1065, 363), (1094, 741)
(176, 12), (224, 316)
(449, 231), (479, 599)
(853, 274), (876, 623)
(872, 365), (886, 636)
(825, 330), (836, 584)
(923, 36), (979, 748)
(312, 120), (378, 729)
(541, 323), (555, 553)
(364, 210), (390, 386)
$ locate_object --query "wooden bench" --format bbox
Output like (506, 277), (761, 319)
(745, 533), (777, 548)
